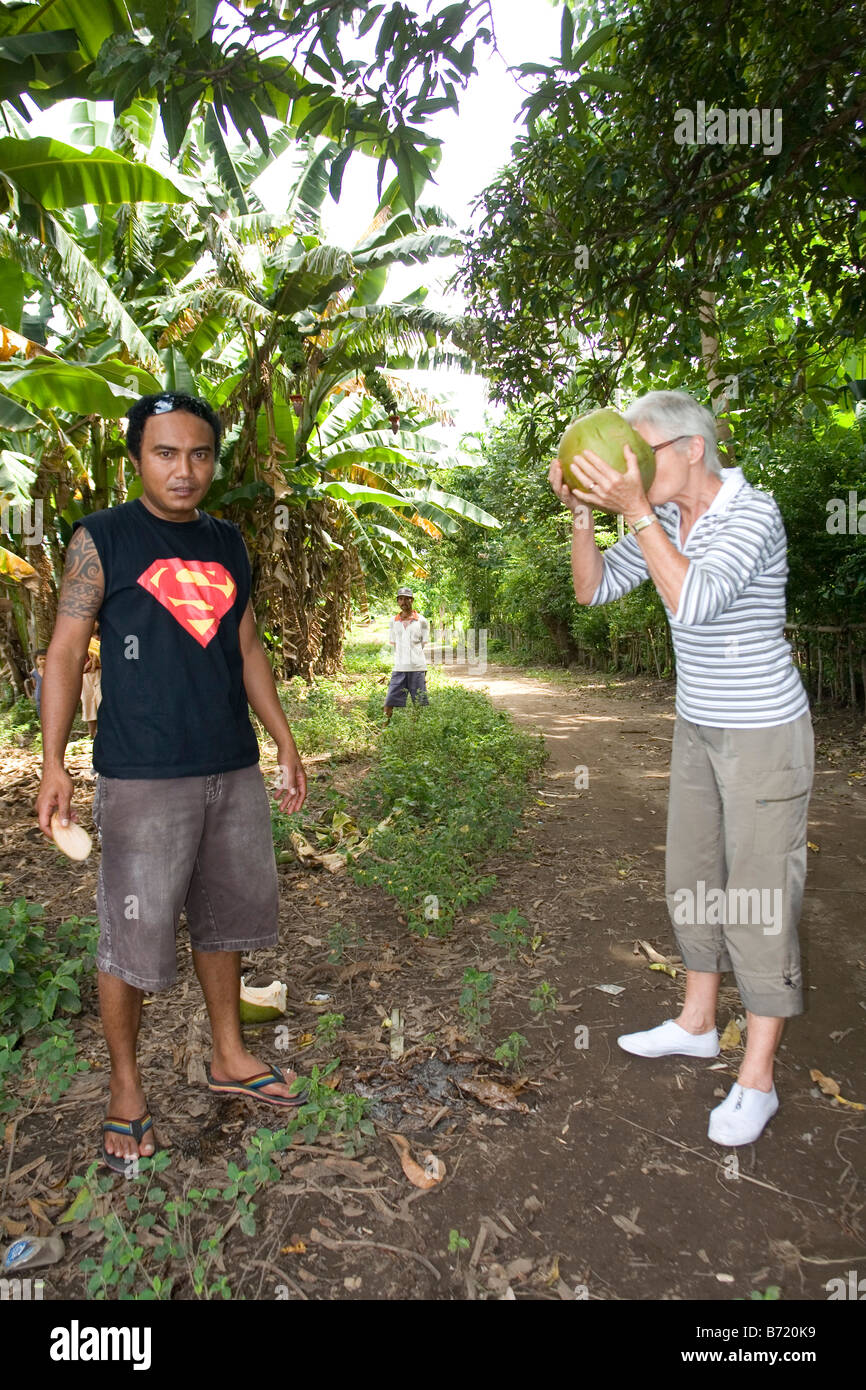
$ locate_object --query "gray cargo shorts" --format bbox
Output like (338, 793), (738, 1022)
(92, 764), (279, 992)
(384, 669), (429, 708)
(665, 712), (814, 1017)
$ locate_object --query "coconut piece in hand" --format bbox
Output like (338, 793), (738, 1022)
(50, 812), (92, 861)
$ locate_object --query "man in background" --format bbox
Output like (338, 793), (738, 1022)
(27, 647), (47, 719)
(384, 586), (430, 721)
(81, 620), (102, 737)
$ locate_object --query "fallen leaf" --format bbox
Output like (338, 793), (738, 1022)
(807, 841), (820, 853)
(810, 1068), (865, 1109)
(719, 1019), (742, 1051)
(58, 1187), (94, 1225)
(544, 1255), (561, 1286)
(612, 1209), (645, 1237)
(280, 1241), (307, 1255)
(810, 1068), (840, 1097)
(1, 1217), (28, 1237)
(28, 1197), (53, 1223)
(455, 1077), (531, 1113)
(634, 939), (673, 966)
(649, 962), (678, 979)
(387, 1133), (445, 1190)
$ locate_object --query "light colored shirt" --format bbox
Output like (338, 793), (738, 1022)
(389, 613), (430, 671)
(589, 467), (809, 728)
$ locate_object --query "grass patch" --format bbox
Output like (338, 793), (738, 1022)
(349, 681), (545, 934)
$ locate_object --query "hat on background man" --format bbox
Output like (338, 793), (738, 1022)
(396, 586), (414, 597)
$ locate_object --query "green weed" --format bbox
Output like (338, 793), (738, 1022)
(529, 981), (558, 1016)
(0, 902), (97, 1113)
(493, 1032), (529, 1072)
(458, 967), (493, 1037)
(489, 908), (530, 960)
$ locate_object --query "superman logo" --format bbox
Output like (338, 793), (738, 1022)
(137, 558), (237, 647)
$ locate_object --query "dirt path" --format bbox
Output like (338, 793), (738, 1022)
(1, 666), (864, 1304)
(432, 663), (866, 1301)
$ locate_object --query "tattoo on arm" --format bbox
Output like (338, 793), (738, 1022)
(57, 527), (105, 621)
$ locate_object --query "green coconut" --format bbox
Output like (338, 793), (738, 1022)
(239, 976), (287, 1024)
(557, 408), (656, 510)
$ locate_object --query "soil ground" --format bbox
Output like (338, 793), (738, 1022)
(1, 666), (865, 1304)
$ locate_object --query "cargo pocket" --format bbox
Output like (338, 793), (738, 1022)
(752, 768), (812, 856)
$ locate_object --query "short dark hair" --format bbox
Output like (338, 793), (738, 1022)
(126, 393), (222, 461)
(34, 647), (47, 657)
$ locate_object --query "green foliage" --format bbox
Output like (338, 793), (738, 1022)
(447, 1228), (470, 1254)
(341, 637), (393, 675)
(0, 696), (43, 748)
(462, 0), (866, 427)
(741, 423), (866, 625)
(458, 967), (493, 1037)
(493, 1031), (528, 1072)
(489, 909), (530, 961)
(0, 901), (97, 1113)
(529, 981), (558, 1017)
(326, 921), (364, 963)
(349, 682), (545, 934)
(69, 1065), (375, 1298)
(274, 676), (379, 756)
(314, 1012), (345, 1050)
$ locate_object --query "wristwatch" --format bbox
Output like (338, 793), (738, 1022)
(629, 513), (657, 535)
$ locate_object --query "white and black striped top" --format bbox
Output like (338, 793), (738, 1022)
(589, 467), (809, 728)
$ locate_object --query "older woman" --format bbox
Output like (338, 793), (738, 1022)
(549, 390), (813, 1146)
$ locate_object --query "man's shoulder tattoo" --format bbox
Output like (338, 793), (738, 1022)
(57, 527), (104, 621)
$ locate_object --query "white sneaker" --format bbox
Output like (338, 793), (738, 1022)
(708, 1082), (778, 1146)
(617, 1018), (720, 1058)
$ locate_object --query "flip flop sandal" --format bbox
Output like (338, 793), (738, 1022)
(206, 1063), (309, 1108)
(101, 1110), (155, 1174)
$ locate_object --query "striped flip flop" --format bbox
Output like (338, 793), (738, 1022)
(101, 1110), (155, 1174)
(206, 1063), (309, 1108)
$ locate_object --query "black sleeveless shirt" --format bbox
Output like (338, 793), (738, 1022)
(77, 500), (259, 778)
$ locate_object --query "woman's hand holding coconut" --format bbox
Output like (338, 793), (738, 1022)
(560, 443), (650, 522)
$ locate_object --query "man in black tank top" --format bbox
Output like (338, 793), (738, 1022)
(37, 393), (307, 1172)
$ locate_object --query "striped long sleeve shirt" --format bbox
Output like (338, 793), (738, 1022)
(589, 467), (809, 728)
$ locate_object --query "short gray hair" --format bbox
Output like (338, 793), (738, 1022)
(624, 390), (722, 477)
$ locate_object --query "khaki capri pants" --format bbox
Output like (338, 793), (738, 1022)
(665, 713), (814, 1017)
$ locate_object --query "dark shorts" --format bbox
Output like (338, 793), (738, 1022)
(385, 670), (429, 708)
(92, 764), (279, 992)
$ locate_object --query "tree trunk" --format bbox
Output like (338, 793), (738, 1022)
(698, 282), (735, 462)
